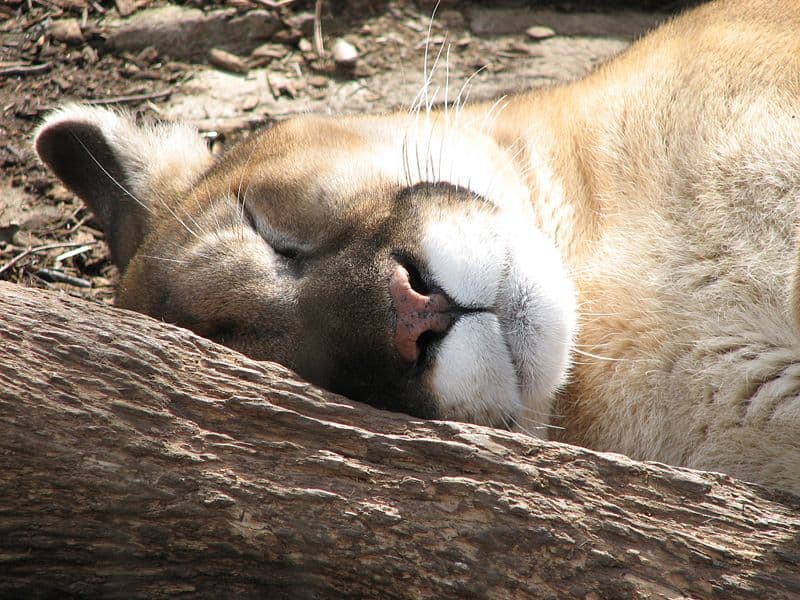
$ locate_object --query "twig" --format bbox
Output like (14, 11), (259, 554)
(0, 63), (52, 77)
(54, 245), (94, 263)
(36, 269), (92, 289)
(0, 242), (97, 278)
(86, 88), (174, 106)
(313, 0), (324, 56)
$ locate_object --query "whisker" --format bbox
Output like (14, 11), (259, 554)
(438, 41), (452, 185)
(421, 2), (444, 115)
(237, 141), (263, 240)
(402, 133), (412, 187)
(479, 95), (510, 139)
(454, 63), (488, 115)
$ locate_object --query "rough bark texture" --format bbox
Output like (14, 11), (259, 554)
(1, 280), (799, 599)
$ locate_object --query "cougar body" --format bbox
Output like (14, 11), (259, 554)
(35, 0), (800, 493)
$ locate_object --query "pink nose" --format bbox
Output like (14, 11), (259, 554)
(389, 265), (452, 363)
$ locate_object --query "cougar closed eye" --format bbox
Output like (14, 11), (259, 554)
(241, 202), (304, 262)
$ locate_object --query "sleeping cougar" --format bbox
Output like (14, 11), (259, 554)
(35, 0), (800, 494)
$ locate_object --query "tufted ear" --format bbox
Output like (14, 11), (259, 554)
(34, 105), (212, 270)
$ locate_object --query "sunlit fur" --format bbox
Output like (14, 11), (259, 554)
(35, 0), (800, 494)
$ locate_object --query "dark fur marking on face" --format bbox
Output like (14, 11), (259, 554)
(395, 181), (495, 209)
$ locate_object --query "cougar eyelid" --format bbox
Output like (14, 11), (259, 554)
(241, 203), (303, 261)
(274, 245), (300, 260)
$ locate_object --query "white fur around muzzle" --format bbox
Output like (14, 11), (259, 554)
(421, 206), (577, 434)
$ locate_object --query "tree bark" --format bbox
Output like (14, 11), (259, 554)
(1, 280), (798, 599)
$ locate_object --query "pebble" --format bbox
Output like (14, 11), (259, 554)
(251, 43), (288, 60)
(49, 19), (84, 45)
(331, 38), (358, 66)
(208, 48), (248, 74)
(297, 38), (313, 53)
(136, 46), (160, 64)
(525, 25), (556, 40)
(307, 75), (328, 88)
(115, 0), (136, 18)
(241, 94), (259, 111)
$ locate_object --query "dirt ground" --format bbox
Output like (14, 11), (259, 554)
(0, 0), (695, 304)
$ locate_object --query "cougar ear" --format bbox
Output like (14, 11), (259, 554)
(34, 104), (212, 270)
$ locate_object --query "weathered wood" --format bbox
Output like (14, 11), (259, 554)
(1, 280), (799, 599)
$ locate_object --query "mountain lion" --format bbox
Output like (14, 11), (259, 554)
(35, 0), (800, 494)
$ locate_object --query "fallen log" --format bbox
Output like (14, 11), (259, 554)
(1, 280), (798, 599)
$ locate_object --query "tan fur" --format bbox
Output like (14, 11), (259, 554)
(35, 0), (800, 493)
(483, 1), (800, 489)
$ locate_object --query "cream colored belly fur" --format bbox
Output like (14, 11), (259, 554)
(34, 0), (800, 494)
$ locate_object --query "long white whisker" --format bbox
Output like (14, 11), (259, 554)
(454, 64), (488, 115)
(402, 132), (412, 186)
(237, 140), (263, 240)
(421, 1), (441, 114)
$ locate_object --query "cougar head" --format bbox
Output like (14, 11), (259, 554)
(35, 104), (576, 434)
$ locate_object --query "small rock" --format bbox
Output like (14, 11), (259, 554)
(208, 48), (247, 74)
(307, 75), (328, 88)
(121, 62), (141, 77)
(251, 43), (288, 60)
(331, 38), (358, 66)
(273, 29), (300, 44)
(297, 38), (313, 53)
(115, 0), (137, 17)
(136, 46), (160, 65)
(241, 94), (258, 111)
(49, 19), (84, 45)
(525, 25), (556, 40)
